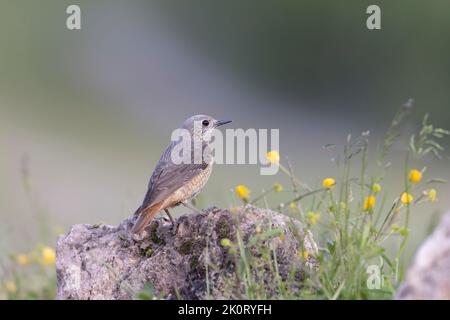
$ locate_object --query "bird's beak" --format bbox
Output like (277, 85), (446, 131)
(216, 119), (232, 127)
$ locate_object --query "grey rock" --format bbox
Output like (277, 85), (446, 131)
(396, 211), (450, 300)
(56, 206), (318, 300)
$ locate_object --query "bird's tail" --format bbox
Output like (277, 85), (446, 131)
(131, 202), (163, 234)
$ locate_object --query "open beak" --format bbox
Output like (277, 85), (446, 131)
(216, 119), (232, 127)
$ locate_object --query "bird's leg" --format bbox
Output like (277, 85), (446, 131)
(164, 208), (175, 225)
(181, 201), (203, 214)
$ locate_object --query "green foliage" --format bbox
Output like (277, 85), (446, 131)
(409, 113), (450, 159)
(0, 245), (57, 300)
(230, 102), (449, 299)
(0, 157), (58, 300)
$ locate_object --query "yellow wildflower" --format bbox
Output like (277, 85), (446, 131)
(401, 192), (414, 205)
(235, 185), (250, 200)
(409, 169), (422, 184)
(266, 150), (280, 164)
(303, 250), (309, 260)
(4, 281), (17, 294)
(426, 189), (437, 202)
(306, 211), (320, 225)
(363, 195), (376, 211)
(289, 202), (297, 209)
(323, 178), (336, 189)
(41, 246), (56, 266)
(16, 254), (30, 266)
(273, 183), (283, 193)
(372, 183), (382, 193)
(255, 226), (262, 234)
(220, 238), (231, 247)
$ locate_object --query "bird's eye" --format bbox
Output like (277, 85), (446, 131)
(202, 120), (210, 127)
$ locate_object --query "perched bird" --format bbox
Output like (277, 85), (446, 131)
(131, 115), (231, 234)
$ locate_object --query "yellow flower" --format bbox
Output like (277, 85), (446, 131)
(4, 281), (17, 294)
(273, 183), (283, 193)
(220, 238), (231, 247)
(426, 189), (437, 202)
(16, 254), (30, 266)
(235, 185), (250, 200)
(363, 195), (376, 211)
(255, 226), (262, 234)
(322, 178), (336, 189)
(41, 246), (56, 266)
(306, 211), (320, 225)
(372, 183), (382, 193)
(409, 169), (422, 184)
(401, 192), (414, 205)
(302, 250), (309, 260)
(266, 150), (280, 164)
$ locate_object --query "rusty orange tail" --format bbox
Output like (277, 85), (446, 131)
(131, 202), (163, 234)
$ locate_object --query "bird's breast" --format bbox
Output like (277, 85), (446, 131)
(163, 165), (213, 207)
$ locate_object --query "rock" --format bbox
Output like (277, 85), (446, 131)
(396, 211), (450, 300)
(56, 206), (317, 300)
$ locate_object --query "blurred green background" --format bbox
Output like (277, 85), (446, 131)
(1, 0), (450, 265)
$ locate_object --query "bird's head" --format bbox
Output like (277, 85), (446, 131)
(181, 114), (231, 141)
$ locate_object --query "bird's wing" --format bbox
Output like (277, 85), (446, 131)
(138, 141), (208, 212)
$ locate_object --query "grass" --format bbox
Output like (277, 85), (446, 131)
(0, 244), (57, 299)
(221, 101), (449, 299)
(0, 155), (58, 300)
(1, 100), (449, 300)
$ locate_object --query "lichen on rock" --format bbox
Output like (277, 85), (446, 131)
(56, 205), (318, 300)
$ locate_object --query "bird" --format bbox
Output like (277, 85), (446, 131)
(131, 114), (232, 234)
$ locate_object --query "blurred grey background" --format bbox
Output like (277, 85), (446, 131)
(1, 0), (450, 259)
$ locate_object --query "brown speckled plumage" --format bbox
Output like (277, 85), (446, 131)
(131, 115), (230, 234)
